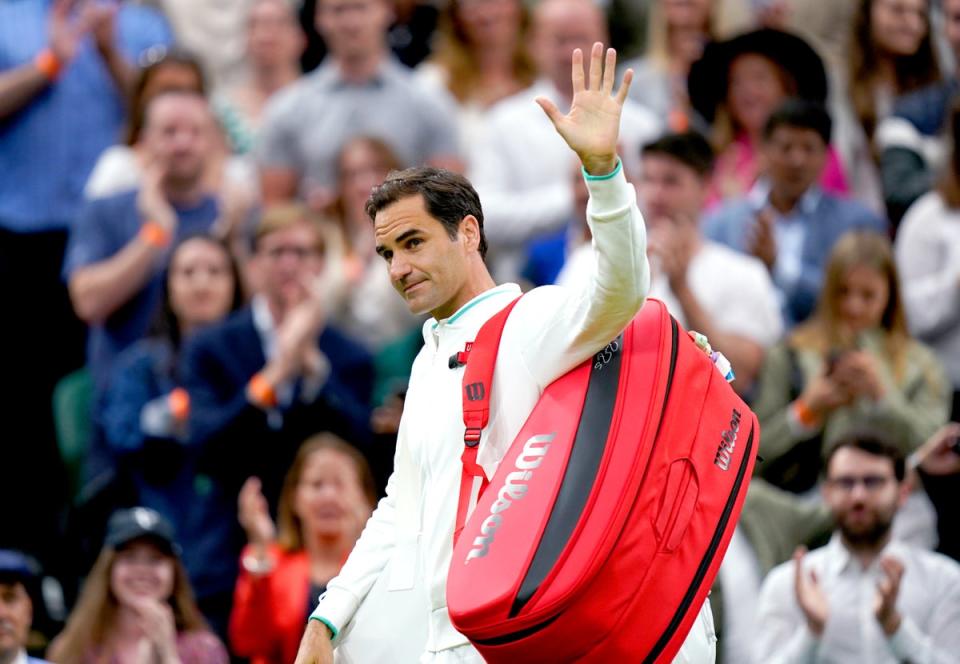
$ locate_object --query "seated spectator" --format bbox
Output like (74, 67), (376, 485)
(687, 29), (850, 206)
(468, 0), (661, 280)
(752, 231), (950, 495)
(48, 507), (228, 664)
(0, 550), (49, 664)
(415, 0), (536, 157)
(101, 235), (245, 638)
(877, 0), (960, 227)
(65, 91), (223, 393)
(622, 0), (718, 131)
(229, 434), (376, 664)
(705, 100), (887, 326)
(327, 137), (422, 353)
(181, 204), (374, 514)
(257, 0), (460, 205)
(560, 132), (782, 395)
(895, 106), (960, 420)
(753, 432), (960, 663)
(214, 0), (305, 156)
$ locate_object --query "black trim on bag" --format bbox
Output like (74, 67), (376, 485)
(507, 334), (625, 618)
(472, 613), (563, 646)
(641, 425), (755, 664)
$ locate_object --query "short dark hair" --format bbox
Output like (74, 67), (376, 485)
(763, 98), (832, 144)
(824, 430), (906, 482)
(365, 167), (488, 259)
(641, 132), (715, 177)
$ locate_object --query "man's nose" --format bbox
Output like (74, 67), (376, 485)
(389, 255), (411, 282)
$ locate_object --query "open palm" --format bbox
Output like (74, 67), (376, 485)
(536, 42), (634, 175)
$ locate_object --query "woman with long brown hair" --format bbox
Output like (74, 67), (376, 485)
(48, 508), (228, 663)
(229, 434), (376, 664)
(415, 0), (536, 158)
(753, 230), (950, 494)
(846, 0), (940, 144)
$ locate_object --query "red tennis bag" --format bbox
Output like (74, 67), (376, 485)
(446, 297), (758, 663)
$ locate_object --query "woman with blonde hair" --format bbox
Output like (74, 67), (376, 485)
(48, 508), (228, 663)
(753, 230), (950, 494)
(228, 434), (377, 664)
(623, 0), (720, 131)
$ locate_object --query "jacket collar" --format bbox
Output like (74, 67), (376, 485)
(421, 283), (522, 350)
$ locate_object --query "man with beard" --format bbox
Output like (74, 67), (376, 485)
(753, 432), (960, 663)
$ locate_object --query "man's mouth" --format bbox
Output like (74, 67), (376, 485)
(404, 281), (425, 295)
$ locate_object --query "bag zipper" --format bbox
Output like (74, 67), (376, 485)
(641, 425), (755, 664)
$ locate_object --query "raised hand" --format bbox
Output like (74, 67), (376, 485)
(48, 0), (88, 64)
(916, 422), (960, 476)
(874, 556), (904, 635)
(536, 42), (633, 176)
(793, 547), (829, 636)
(238, 477), (277, 547)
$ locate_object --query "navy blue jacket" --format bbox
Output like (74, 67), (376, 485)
(180, 307), (374, 509)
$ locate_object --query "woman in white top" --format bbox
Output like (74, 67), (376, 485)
(415, 0), (536, 160)
(896, 102), (960, 419)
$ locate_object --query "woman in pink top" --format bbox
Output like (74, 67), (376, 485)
(688, 28), (849, 207)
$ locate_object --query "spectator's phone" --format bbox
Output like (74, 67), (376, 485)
(825, 349), (846, 376)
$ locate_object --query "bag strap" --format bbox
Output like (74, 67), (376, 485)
(453, 295), (523, 545)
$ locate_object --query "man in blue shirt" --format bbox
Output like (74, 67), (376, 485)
(704, 100), (888, 328)
(0, 0), (170, 588)
(64, 91), (221, 392)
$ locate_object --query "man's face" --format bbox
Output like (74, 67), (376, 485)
(531, 0), (605, 93)
(316, 0), (391, 61)
(762, 125), (827, 202)
(142, 95), (212, 187)
(823, 447), (905, 549)
(0, 582), (32, 656)
(638, 154), (705, 227)
(374, 194), (475, 318)
(254, 222), (325, 308)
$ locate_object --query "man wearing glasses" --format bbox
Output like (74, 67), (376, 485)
(753, 431), (960, 663)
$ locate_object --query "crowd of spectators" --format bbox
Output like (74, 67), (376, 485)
(2, 0), (960, 662)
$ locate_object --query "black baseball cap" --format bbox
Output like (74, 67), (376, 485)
(104, 507), (181, 556)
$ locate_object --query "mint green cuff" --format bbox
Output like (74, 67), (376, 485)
(309, 615), (339, 640)
(582, 158), (622, 181)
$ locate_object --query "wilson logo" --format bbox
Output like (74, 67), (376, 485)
(464, 382), (485, 402)
(714, 409), (742, 471)
(465, 433), (555, 563)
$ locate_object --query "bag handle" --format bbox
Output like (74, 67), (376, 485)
(453, 295), (523, 545)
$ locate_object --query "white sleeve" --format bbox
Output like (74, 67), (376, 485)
(513, 161), (649, 388)
(895, 201), (960, 340)
(753, 564), (820, 664)
(886, 560), (960, 664)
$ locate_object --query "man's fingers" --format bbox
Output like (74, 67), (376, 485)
(615, 68), (634, 106)
(571, 48), (585, 94)
(602, 47), (617, 95)
(536, 97), (564, 128)
(588, 41), (603, 91)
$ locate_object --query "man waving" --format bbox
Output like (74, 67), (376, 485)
(295, 43), (715, 664)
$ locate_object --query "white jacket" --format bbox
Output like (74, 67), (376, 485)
(313, 164), (652, 652)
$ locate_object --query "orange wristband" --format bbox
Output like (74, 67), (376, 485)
(248, 372), (278, 409)
(168, 388), (190, 421)
(140, 221), (171, 249)
(792, 398), (820, 428)
(34, 49), (62, 81)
